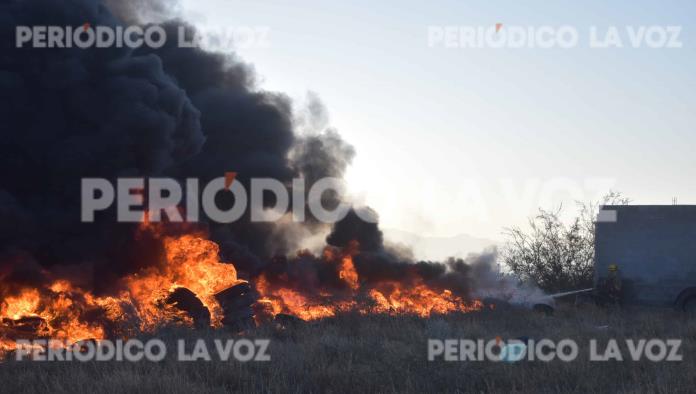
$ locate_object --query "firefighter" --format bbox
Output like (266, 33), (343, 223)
(600, 264), (623, 306)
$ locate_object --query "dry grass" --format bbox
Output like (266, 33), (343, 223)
(2, 305), (695, 393)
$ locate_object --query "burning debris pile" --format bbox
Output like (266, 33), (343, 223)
(255, 241), (482, 320)
(0, 0), (496, 355)
(0, 215), (490, 354)
(0, 224), (251, 353)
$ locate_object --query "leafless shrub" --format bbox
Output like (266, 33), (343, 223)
(503, 191), (630, 292)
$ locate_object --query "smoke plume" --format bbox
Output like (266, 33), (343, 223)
(0, 0), (505, 306)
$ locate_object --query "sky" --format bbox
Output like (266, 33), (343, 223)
(176, 0), (696, 241)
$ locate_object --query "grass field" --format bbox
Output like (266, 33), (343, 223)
(2, 305), (695, 393)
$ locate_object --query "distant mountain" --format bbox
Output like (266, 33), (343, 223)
(382, 229), (498, 261)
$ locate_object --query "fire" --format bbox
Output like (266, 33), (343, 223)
(1, 224), (483, 358)
(2, 289), (41, 320)
(367, 284), (483, 317)
(257, 280), (482, 321)
(0, 229), (243, 356)
(124, 234), (243, 329)
(255, 245), (483, 321)
(339, 256), (359, 290)
(0, 282), (106, 345)
(256, 274), (353, 320)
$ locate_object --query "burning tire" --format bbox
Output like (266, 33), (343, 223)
(214, 282), (256, 331)
(164, 287), (212, 329)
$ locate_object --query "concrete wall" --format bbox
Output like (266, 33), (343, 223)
(595, 205), (696, 306)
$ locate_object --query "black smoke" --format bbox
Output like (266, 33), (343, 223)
(0, 0), (358, 292)
(0, 0), (498, 303)
(0, 0), (206, 293)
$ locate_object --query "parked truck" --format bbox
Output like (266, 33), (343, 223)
(595, 205), (696, 311)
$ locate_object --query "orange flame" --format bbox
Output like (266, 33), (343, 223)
(255, 245), (483, 320)
(0, 282), (106, 345)
(124, 234), (243, 329)
(367, 283), (483, 317)
(339, 255), (359, 290)
(1, 228), (243, 355)
(1, 225), (483, 358)
(256, 274), (354, 320)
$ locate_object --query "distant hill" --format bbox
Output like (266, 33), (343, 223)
(382, 229), (498, 261)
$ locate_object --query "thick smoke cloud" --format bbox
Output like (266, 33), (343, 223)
(0, 0), (360, 291)
(0, 0), (205, 293)
(0, 0), (501, 303)
(327, 208), (382, 252)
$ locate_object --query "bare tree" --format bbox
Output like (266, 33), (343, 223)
(503, 191), (630, 293)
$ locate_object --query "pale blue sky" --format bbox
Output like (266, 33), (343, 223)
(179, 0), (696, 240)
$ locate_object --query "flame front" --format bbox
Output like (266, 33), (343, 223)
(0, 230), (242, 355)
(256, 246), (483, 321)
(125, 234), (242, 330)
(368, 284), (483, 317)
(1, 230), (483, 357)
